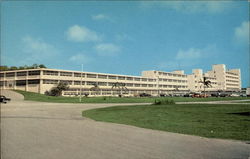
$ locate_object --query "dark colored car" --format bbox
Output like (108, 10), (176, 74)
(183, 94), (191, 97)
(139, 93), (151, 97)
(0, 95), (11, 103)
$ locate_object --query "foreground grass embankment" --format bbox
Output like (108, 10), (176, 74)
(83, 104), (250, 140)
(14, 90), (250, 103)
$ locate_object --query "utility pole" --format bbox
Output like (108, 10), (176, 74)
(79, 64), (83, 102)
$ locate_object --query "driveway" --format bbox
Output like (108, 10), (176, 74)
(1, 90), (250, 159)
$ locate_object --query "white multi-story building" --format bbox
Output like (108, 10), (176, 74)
(0, 64), (241, 96)
(187, 64), (241, 92)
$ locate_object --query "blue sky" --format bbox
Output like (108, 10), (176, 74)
(1, 1), (249, 87)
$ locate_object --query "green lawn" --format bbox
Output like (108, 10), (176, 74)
(83, 104), (250, 140)
(14, 90), (250, 103)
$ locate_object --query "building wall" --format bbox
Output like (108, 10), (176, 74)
(0, 64), (242, 96)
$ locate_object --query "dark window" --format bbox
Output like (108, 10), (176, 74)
(28, 79), (40, 84)
(0, 73), (4, 77)
(17, 71), (27, 76)
(43, 71), (58, 76)
(98, 75), (107, 79)
(28, 71), (40, 76)
(0, 81), (4, 86)
(108, 76), (116, 79)
(6, 72), (15, 77)
(74, 73), (81, 77)
(16, 80), (26, 86)
(118, 76), (125, 80)
(126, 77), (133, 81)
(60, 72), (72, 77)
(60, 80), (72, 85)
(87, 74), (97, 78)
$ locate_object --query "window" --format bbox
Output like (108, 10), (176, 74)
(134, 84), (140, 87)
(28, 71), (40, 76)
(108, 76), (116, 79)
(148, 79), (154, 82)
(60, 80), (72, 85)
(134, 78), (141, 81)
(141, 78), (147, 81)
(74, 81), (83, 85)
(60, 72), (72, 77)
(141, 84), (147, 87)
(87, 74), (97, 78)
(28, 79), (40, 84)
(43, 71), (58, 76)
(0, 73), (4, 77)
(0, 81), (4, 86)
(118, 76), (125, 80)
(126, 77), (133, 81)
(98, 75), (107, 79)
(17, 71), (27, 76)
(148, 84), (153, 87)
(16, 80), (26, 86)
(6, 72), (15, 77)
(74, 73), (81, 77)
(87, 81), (96, 85)
(43, 80), (58, 84)
(98, 82), (107, 86)
(126, 83), (133, 87)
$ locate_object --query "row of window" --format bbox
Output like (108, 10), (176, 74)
(226, 72), (238, 76)
(226, 83), (239, 87)
(226, 76), (239, 80)
(1, 71), (41, 77)
(0, 80), (40, 86)
(159, 78), (187, 83)
(42, 79), (188, 88)
(43, 71), (156, 82)
(226, 79), (239, 83)
(159, 85), (187, 88)
(158, 71), (187, 78)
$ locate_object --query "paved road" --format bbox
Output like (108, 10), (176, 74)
(1, 90), (250, 159)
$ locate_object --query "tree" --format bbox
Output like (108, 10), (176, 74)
(32, 64), (40, 69)
(199, 77), (212, 96)
(39, 64), (46, 68)
(46, 82), (69, 96)
(0, 66), (8, 71)
(9, 66), (18, 70)
(111, 82), (128, 97)
(90, 83), (100, 95)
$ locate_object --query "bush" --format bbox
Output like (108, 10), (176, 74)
(153, 99), (175, 105)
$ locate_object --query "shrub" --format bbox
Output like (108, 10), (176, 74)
(153, 99), (175, 105)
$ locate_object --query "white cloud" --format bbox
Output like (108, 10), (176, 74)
(94, 43), (120, 56)
(66, 25), (101, 42)
(92, 14), (110, 21)
(69, 53), (92, 64)
(21, 36), (59, 64)
(158, 45), (217, 70)
(140, 1), (233, 14)
(176, 48), (201, 60)
(234, 21), (249, 44)
(22, 36), (58, 54)
(115, 33), (133, 42)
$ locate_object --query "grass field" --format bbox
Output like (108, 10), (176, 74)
(14, 90), (250, 103)
(83, 104), (250, 140)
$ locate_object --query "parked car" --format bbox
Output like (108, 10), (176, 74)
(240, 94), (247, 97)
(230, 93), (240, 97)
(160, 93), (166, 97)
(0, 95), (11, 104)
(192, 93), (201, 98)
(139, 93), (151, 97)
(183, 93), (192, 97)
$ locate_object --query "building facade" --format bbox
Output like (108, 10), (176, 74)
(0, 64), (241, 96)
